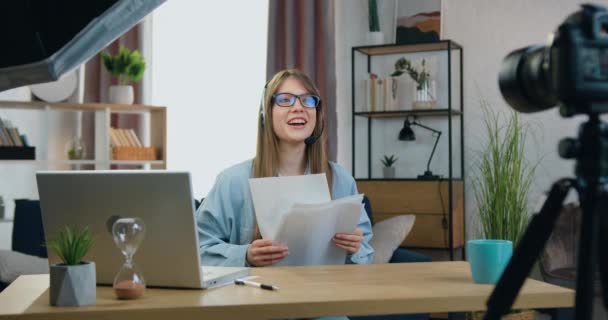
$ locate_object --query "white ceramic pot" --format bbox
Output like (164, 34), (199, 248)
(367, 32), (385, 45)
(109, 85), (134, 105)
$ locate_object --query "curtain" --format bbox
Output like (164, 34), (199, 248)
(267, 0), (337, 160)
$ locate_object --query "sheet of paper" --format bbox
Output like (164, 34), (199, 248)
(273, 194), (364, 266)
(249, 174), (331, 239)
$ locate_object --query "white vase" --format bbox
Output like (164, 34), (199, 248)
(385, 77), (400, 111)
(367, 32), (385, 45)
(109, 85), (134, 105)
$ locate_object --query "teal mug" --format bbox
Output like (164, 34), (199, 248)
(467, 239), (513, 284)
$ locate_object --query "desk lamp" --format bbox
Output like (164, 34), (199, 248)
(398, 118), (442, 180)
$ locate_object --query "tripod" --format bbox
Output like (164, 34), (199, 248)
(483, 112), (608, 320)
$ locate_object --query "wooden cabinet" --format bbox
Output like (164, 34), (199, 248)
(357, 180), (464, 249)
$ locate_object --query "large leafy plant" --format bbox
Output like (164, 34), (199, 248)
(47, 227), (94, 265)
(472, 99), (536, 244)
(101, 46), (146, 85)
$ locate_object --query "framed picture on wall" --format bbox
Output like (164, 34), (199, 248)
(394, 0), (442, 44)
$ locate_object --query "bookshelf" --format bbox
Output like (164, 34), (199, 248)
(0, 100), (167, 170)
(351, 40), (465, 260)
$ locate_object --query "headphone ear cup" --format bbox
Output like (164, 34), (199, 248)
(260, 84), (268, 128)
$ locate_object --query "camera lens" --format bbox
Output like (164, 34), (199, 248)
(595, 12), (608, 38)
(498, 45), (558, 113)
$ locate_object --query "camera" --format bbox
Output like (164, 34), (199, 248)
(499, 4), (608, 116)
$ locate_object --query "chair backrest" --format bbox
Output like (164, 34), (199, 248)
(362, 195), (374, 225)
(540, 202), (580, 282)
(12, 199), (47, 258)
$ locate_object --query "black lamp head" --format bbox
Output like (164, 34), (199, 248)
(399, 119), (416, 141)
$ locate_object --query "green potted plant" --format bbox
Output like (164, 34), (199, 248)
(367, 0), (384, 45)
(469, 99), (537, 320)
(47, 226), (96, 306)
(101, 46), (146, 105)
(381, 154), (398, 179)
(472, 100), (535, 244)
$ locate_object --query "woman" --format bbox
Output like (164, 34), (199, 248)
(196, 69), (374, 268)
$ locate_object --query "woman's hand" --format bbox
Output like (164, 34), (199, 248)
(246, 239), (289, 267)
(333, 228), (364, 254)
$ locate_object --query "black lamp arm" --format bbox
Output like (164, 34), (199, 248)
(427, 131), (442, 172)
(412, 121), (441, 135)
(412, 121), (442, 172)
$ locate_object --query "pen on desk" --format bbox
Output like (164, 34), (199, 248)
(234, 279), (279, 291)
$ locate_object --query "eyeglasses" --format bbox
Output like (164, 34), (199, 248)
(272, 93), (321, 108)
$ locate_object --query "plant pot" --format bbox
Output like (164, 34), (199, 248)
(383, 167), (395, 179)
(108, 85), (134, 105)
(367, 31), (385, 45)
(50, 262), (96, 306)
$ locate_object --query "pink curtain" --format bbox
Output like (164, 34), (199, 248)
(267, 0), (337, 160)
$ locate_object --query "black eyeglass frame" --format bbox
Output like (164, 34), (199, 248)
(271, 92), (321, 108)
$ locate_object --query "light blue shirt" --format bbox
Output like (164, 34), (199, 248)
(196, 159), (374, 266)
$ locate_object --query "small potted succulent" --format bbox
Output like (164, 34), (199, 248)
(101, 46), (146, 104)
(381, 154), (398, 179)
(47, 227), (96, 306)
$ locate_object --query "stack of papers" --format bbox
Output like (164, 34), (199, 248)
(249, 174), (363, 266)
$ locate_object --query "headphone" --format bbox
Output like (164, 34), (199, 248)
(259, 82), (324, 145)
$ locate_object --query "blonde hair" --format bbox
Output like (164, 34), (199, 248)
(251, 69), (333, 239)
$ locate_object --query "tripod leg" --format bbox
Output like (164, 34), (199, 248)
(599, 195), (608, 309)
(574, 184), (604, 320)
(483, 178), (574, 320)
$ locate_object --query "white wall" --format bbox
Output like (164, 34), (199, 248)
(149, 0), (268, 197)
(336, 0), (608, 238)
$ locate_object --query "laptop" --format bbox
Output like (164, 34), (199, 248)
(36, 170), (249, 289)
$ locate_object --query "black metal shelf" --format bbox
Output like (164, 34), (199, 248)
(353, 40), (463, 56)
(354, 109), (462, 118)
(351, 40), (465, 261)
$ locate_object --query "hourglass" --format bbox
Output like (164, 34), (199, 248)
(112, 217), (146, 299)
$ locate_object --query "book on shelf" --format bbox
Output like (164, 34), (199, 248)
(109, 128), (144, 148)
(0, 117), (26, 147)
(122, 129), (137, 147)
(126, 129), (142, 147)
